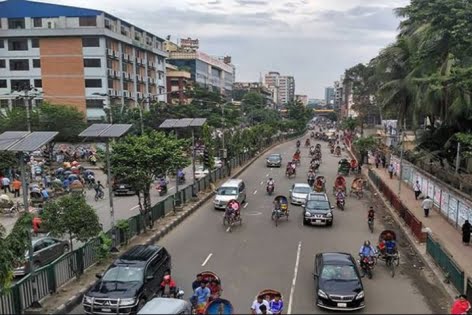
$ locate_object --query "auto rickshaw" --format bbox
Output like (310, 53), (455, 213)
(349, 177), (364, 199)
(338, 158), (351, 176)
(314, 175), (326, 192)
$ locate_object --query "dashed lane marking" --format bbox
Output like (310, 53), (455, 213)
(253, 190), (257, 195)
(288, 241), (302, 314)
(201, 253), (213, 267)
(244, 203), (249, 208)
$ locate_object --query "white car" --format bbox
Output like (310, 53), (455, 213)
(194, 165), (209, 179)
(289, 183), (313, 205)
(214, 157), (223, 168)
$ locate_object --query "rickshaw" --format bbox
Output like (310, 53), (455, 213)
(272, 195), (289, 226)
(255, 289), (284, 315)
(314, 176), (326, 192)
(332, 175), (346, 195)
(309, 146), (316, 157)
(376, 230), (400, 277)
(349, 178), (364, 199)
(334, 145), (341, 156)
(29, 184), (44, 207)
(204, 298), (233, 315)
(191, 272), (224, 314)
(315, 143), (321, 150)
(350, 159), (359, 174)
(0, 194), (17, 216)
(201, 271), (222, 301)
(69, 179), (85, 196)
(223, 199), (242, 232)
(338, 159), (351, 176)
(292, 152), (301, 166)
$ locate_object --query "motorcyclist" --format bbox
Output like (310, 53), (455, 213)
(159, 177), (167, 190)
(160, 272), (177, 297)
(336, 188), (345, 203)
(368, 207), (375, 220)
(307, 171), (315, 186)
(296, 140), (300, 148)
(93, 180), (104, 199)
(267, 178), (275, 192)
(359, 240), (376, 262)
(384, 233), (397, 255)
(177, 169), (185, 182)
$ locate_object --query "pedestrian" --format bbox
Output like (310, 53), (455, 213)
(381, 155), (386, 168)
(375, 155), (380, 168)
(12, 178), (21, 198)
(462, 220), (471, 246)
(387, 163), (394, 179)
(414, 180), (422, 200)
(1, 176), (11, 194)
(421, 196), (433, 217)
(451, 294), (471, 315)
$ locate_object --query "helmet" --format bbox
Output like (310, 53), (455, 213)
(164, 275), (170, 281)
(269, 178), (273, 181)
(364, 240), (371, 247)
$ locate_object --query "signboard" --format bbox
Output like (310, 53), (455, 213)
(180, 38), (199, 50)
(458, 202), (469, 227)
(441, 191), (449, 216)
(448, 196), (458, 223)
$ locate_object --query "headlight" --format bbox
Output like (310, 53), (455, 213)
(120, 298), (136, 306)
(305, 212), (311, 217)
(355, 291), (364, 300)
(326, 212), (333, 217)
(83, 296), (93, 304)
(318, 289), (328, 298)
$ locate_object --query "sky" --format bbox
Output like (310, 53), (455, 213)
(48, 0), (410, 98)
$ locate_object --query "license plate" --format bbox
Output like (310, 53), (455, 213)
(120, 185), (125, 188)
(101, 308), (112, 312)
(315, 220), (321, 223)
(337, 303), (347, 308)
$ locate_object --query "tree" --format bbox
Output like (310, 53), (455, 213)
(0, 152), (17, 172)
(341, 117), (358, 132)
(454, 133), (472, 158)
(109, 132), (190, 228)
(42, 195), (101, 251)
(0, 213), (33, 290)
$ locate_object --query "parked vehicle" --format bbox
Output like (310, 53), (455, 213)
(112, 178), (136, 196)
(83, 245), (172, 315)
(138, 298), (191, 314)
(195, 165), (210, 179)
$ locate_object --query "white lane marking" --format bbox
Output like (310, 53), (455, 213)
(129, 205), (139, 211)
(253, 190), (257, 195)
(260, 181), (264, 185)
(226, 227), (231, 233)
(288, 241), (302, 315)
(244, 203), (249, 208)
(201, 253), (213, 267)
(169, 187), (175, 191)
(246, 211), (262, 216)
(266, 174), (269, 177)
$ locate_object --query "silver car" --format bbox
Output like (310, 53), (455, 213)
(14, 236), (69, 276)
(289, 183), (312, 205)
(138, 298), (192, 314)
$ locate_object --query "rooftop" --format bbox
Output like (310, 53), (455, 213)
(0, 0), (101, 18)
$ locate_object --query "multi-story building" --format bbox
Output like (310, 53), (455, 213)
(165, 41), (235, 96)
(264, 71), (295, 106)
(0, 0), (168, 121)
(324, 87), (335, 105)
(295, 94), (308, 106)
(232, 82), (273, 107)
(166, 63), (191, 105)
(333, 79), (343, 111)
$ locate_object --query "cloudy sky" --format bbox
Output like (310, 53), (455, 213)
(49, 0), (409, 98)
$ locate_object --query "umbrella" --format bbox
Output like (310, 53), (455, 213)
(71, 161), (79, 167)
(68, 174), (79, 181)
(64, 170), (72, 176)
(63, 162), (71, 168)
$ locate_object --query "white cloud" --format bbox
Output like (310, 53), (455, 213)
(46, 0), (409, 97)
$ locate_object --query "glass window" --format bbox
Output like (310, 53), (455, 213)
(8, 18), (25, 29)
(34, 79), (42, 88)
(0, 60), (5, 68)
(9, 59), (29, 71)
(33, 240), (47, 252)
(103, 266), (144, 282)
(33, 59), (41, 68)
(0, 80), (6, 88)
(84, 58), (101, 67)
(293, 186), (311, 194)
(33, 18), (42, 27)
(82, 37), (100, 47)
(0, 40), (4, 49)
(11, 80), (30, 91)
(42, 238), (57, 247)
(79, 16), (97, 27)
(31, 38), (39, 48)
(320, 265), (358, 281)
(217, 187), (238, 196)
(85, 79), (102, 88)
(106, 59), (113, 68)
(8, 39), (28, 51)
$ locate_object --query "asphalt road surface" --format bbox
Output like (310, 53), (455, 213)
(69, 135), (446, 314)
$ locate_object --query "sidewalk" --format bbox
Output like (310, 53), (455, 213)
(369, 165), (472, 281)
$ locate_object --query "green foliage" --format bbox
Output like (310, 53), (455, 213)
(341, 117), (359, 132)
(0, 213), (33, 290)
(0, 152), (17, 171)
(354, 136), (378, 153)
(455, 133), (472, 158)
(286, 101), (312, 130)
(42, 195), (101, 251)
(96, 231), (112, 263)
(116, 219), (130, 245)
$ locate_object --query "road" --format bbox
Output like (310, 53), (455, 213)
(69, 135), (447, 314)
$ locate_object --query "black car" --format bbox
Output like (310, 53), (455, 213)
(314, 252), (365, 311)
(302, 194), (334, 226)
(266, 154), (282, 167)
(83, 245), (172, 315)
(112, 178), (136, 196)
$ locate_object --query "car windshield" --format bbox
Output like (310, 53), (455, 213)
(294, 187), (311, 194)
(102, 266), (144, 283)
(306, 200), (330, 211)
(217, 187), (238, 195)
(321, 264), (358, 281)
(268, 155), (280, 160)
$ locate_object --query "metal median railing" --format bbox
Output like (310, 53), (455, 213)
(0, 130), (305, 314)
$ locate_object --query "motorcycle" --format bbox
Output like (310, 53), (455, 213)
(336, 197), (345, 210)
(158, 284), (185, 299)
(267, 183), (274, 195)
(157, 181), (168, 196)
(359, 255), (375, 279)
(177, 174), (186, 185)
(307, 177), (315, 187)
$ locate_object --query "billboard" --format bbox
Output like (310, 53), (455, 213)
(180, 38), (199, 50)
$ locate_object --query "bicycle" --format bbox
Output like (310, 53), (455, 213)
(94, 190), (105, 201)
(384, 253), (399, 277)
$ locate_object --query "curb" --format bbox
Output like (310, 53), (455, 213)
(50, 135), (304, 315)
(343, 146), (457, 301)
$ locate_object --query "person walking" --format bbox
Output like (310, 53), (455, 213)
(414, 181), (422, 200)
(387, 163), (395, 179)
(462, 220), (471, 246)
(451, 294), (471, 315)
(421, 196), (433, 217)
(1, 176), (11, 194)
(12, 178), (21, 198)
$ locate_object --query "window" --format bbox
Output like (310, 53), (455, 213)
(79, 16), (97, 27)
(33, 18), (42, 27)
(42, 238), (57, 247)
(8, 18), (25, 29)
(83, 58), (101, 67)
(11, 80), (31, 91)
(34, 79), (42, 88)
(8, 39), (28, 51)
(31, 38), (39, 48)
(82, 37), (100, 47)
(0, 80), (6, 88)
(106, 59), (113, 68)
(9, 59), (29, 71)
(0, 40), (4, 49)
(33, 240), (47, 252)
(0, 60), (5, 68)
(33, 59), (41, 68)
(85, 79), (102, 88)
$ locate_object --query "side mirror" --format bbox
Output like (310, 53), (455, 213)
(95, 273), (103, 279)
(331, 206), (335, 210)
(301, 204), (305, 208)
(177, 290), (185, 298)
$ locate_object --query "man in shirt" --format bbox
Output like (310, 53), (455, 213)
(387, 163), (394, 179)
(41, 187), (49, 201)
(1, 176), (11, 194)
(414, 180), (421, 200)
(192, 273), (203, 291)
(421, 196), (434, 217)
(251, 296), (270, 314)
(12, 178), (21, 198)
(193, 281), (210, 314)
